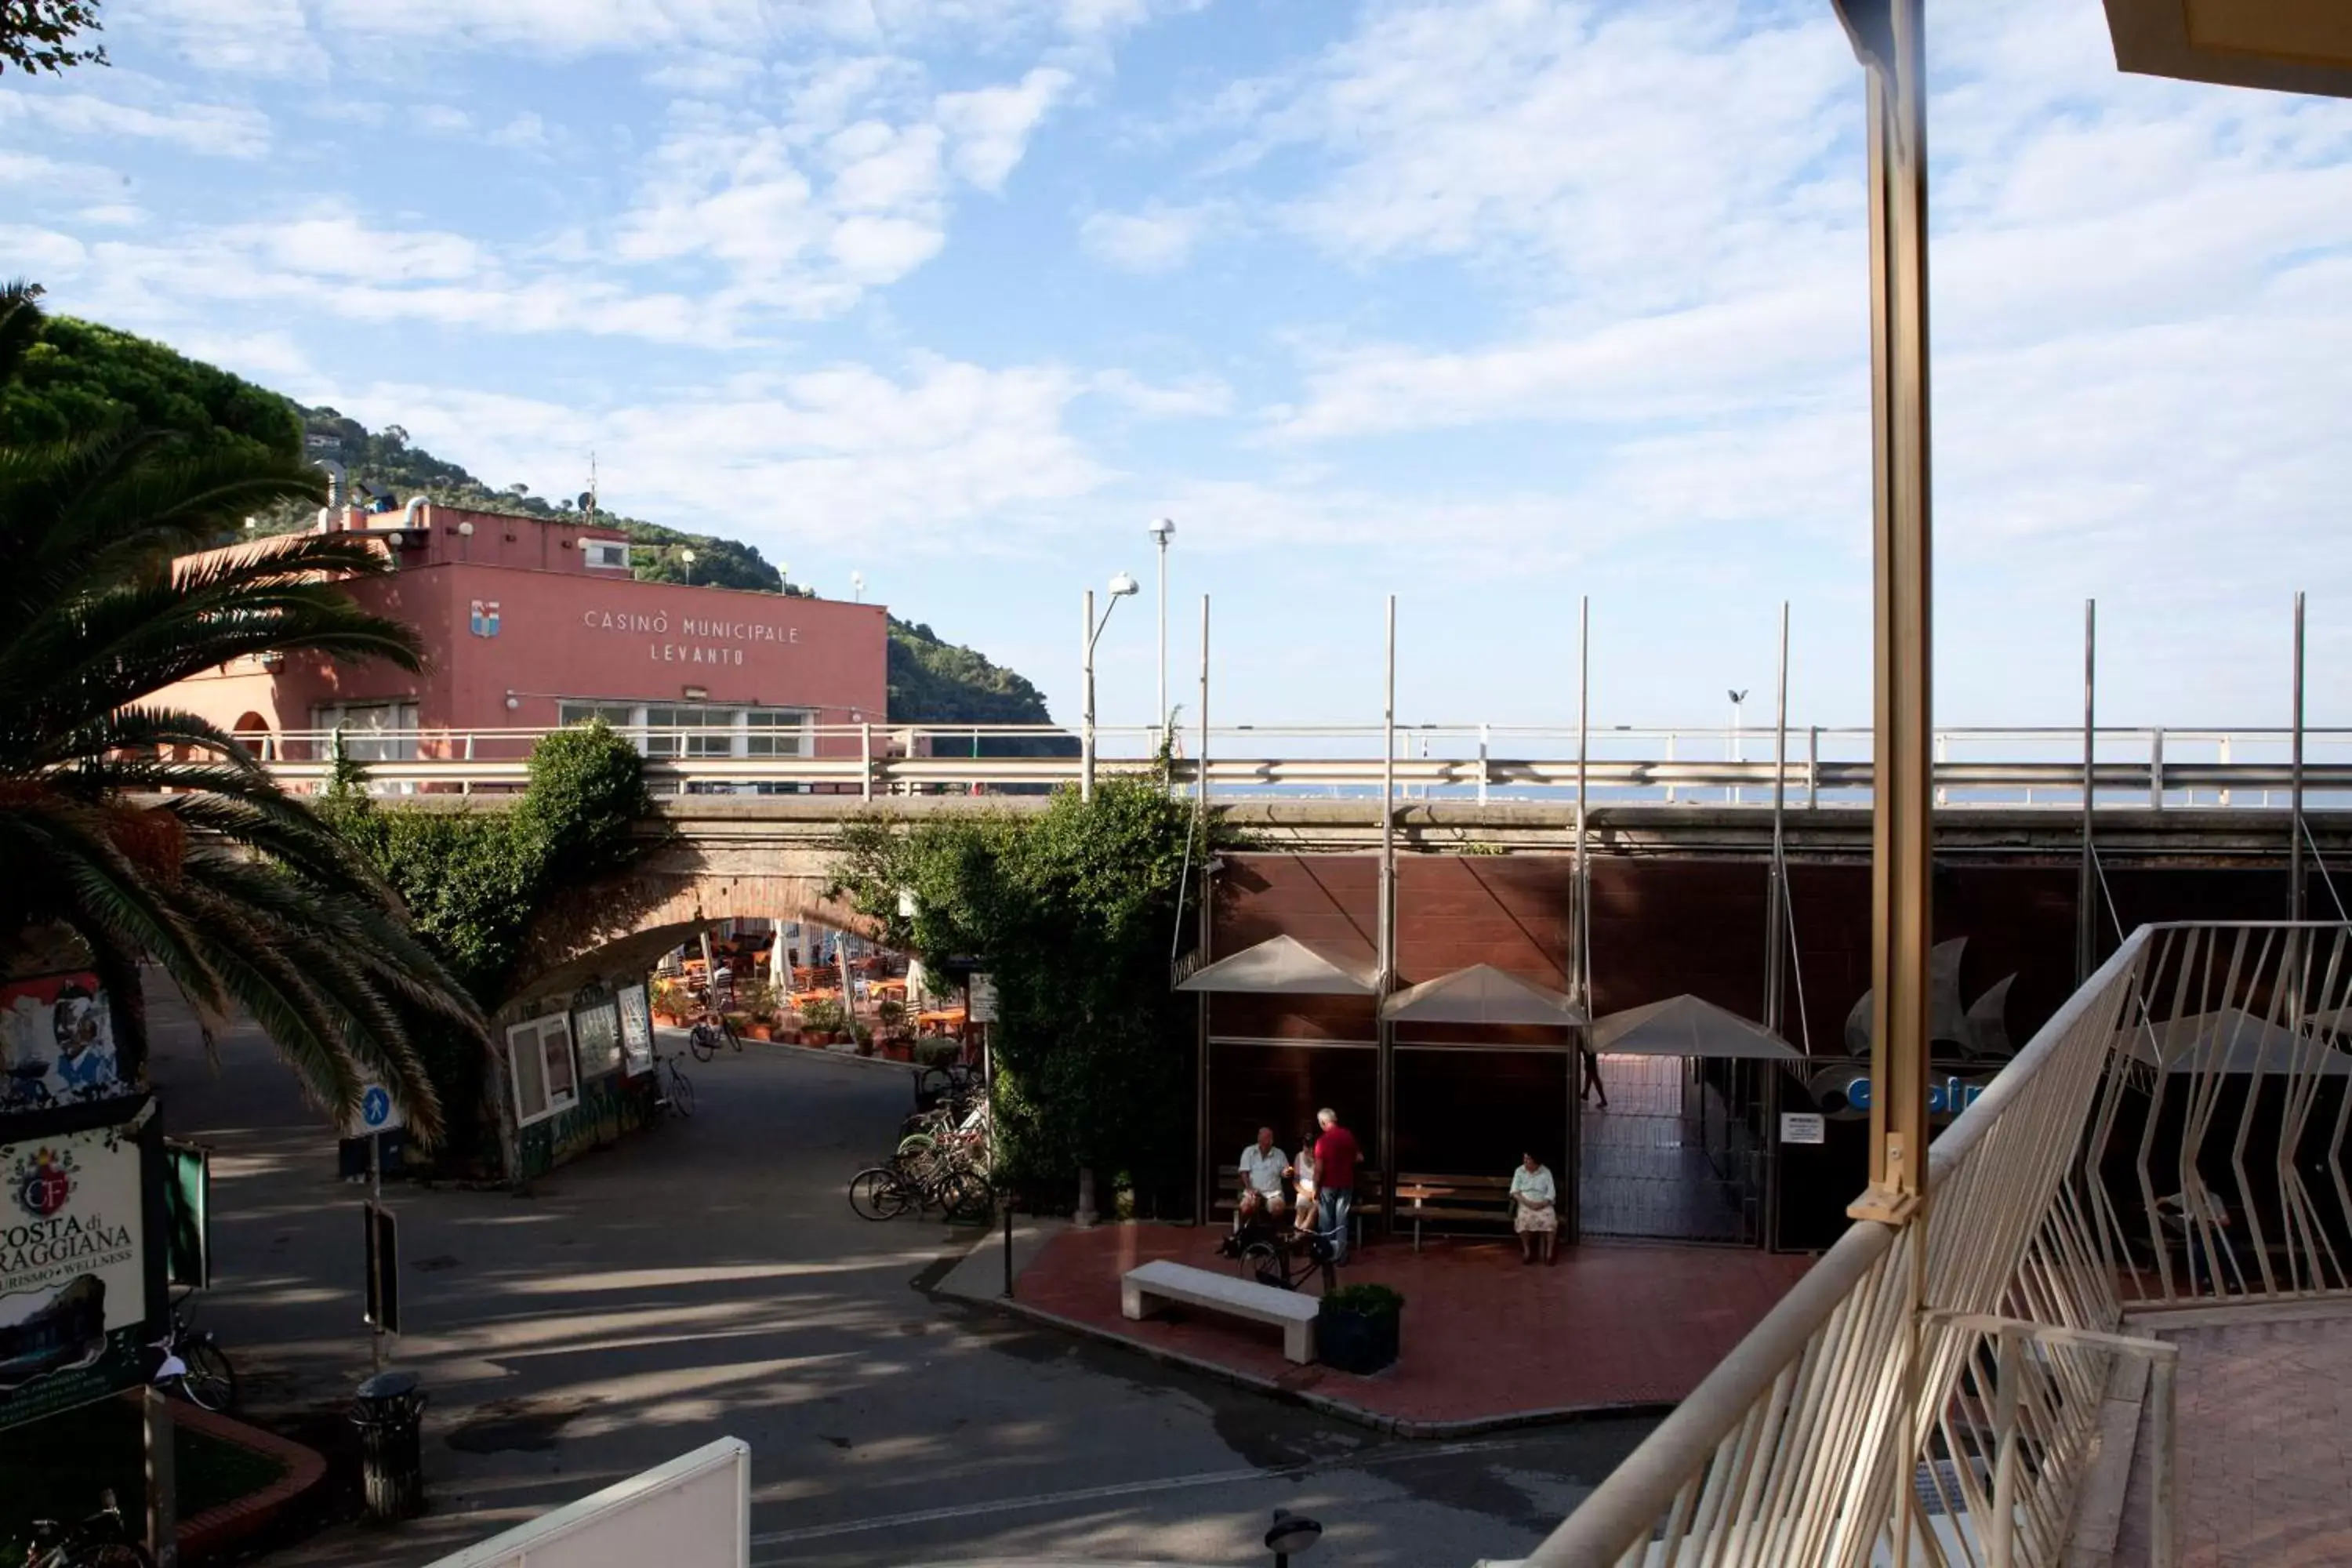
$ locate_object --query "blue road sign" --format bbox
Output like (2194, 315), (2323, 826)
(361, 1084), (393, 1130)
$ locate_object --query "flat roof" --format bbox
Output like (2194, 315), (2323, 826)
(2104, 0), (2352, 97)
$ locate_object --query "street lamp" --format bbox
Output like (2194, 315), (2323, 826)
(1081, 571), (1141, 802)
(1728, 688), (1749, 804)
(851, 571), (866, 603)
(1265, 1509), (1323, 1567)
(778, 560), (790, 593)
(1147, 517), (1175, 752)
(680, 546), (696, 586)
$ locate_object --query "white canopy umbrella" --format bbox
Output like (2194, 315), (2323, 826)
(1381, 964), (1585, 1025)
(1590, 994), (1802, 1060)
(2119, 1008), (2352, 1076)
(1174, 935), (1378, 996)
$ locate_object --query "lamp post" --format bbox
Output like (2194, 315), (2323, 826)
(1081, 572), (1141, 803)
(679, 547), (696, 586)
(778, 560), (789, 594)
(1148, 517), (1175, 753)
(851, 572), (866, 603)
(1728, 687), (1748, 804)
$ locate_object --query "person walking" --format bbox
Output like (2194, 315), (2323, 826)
(1312, 1107), (1361, 1265)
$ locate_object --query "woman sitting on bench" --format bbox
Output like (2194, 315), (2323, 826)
(1512, 1150), (1559, 1265)
(1290, 1137), (1319, 1240)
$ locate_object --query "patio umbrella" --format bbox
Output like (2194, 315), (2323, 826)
(1174, 935), (1379, 996)
(1381, 964), (1584, 1025)
(1589, 994), (1802, 1060)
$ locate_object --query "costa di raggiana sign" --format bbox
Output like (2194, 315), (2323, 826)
(0, 1119), (151, 1428)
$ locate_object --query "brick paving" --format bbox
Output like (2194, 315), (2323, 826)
(2116, 1308), (2352, 1568)
(1011, 1222), (1814, 1426)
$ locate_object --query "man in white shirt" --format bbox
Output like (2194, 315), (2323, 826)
(1236, 1127), (1289, 1228)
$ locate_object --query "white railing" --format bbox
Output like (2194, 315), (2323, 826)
(238, 723), (2352, 809)
(1534, 921), (2352, 1567)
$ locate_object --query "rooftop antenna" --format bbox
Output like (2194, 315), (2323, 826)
(581, 452), (598, 525)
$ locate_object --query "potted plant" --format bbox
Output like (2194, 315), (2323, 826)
(650, 977), (688, 1027)
(800, 996), (846, 1047)
(1317, 1283), (1403, 1374)
(877, 998), (906, 1038)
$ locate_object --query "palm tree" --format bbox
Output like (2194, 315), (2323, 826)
(0, 281), (481, 1140)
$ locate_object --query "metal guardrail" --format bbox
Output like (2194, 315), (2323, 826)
(244, 724), (2352, 808)
(1534, 921), (2352, 1566)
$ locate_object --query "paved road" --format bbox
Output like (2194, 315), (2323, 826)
(147, 987), (1650, 1566)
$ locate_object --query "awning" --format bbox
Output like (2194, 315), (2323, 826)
(1590, 994), (1802, 1060)
(1174, 935), (1378, 996)
(1382, 964), (1584, 1025)
(2120, 1009), (2352, 1076)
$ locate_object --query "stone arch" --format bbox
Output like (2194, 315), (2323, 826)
(232, 711), (273, 761)
(499, 840), (877, 1014)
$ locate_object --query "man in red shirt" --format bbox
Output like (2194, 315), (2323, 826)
(1312, 1107), (1361, 1264)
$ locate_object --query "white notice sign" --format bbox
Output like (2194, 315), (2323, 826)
(1780, 1112), (1826, 1145)
(967, 975), (997, 1025)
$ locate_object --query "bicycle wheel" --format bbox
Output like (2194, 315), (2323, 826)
(1240, 1239), (1287, 1290)
(940, 1172), (994, 1225)
(688, 1023), (717, 1063)
(177, 1338), (238, 1413)
(914, 1065), (953, 1100)
(848, 1167), (913, 1221)
(724, 1016), (742, 1053)
(894, 1132), (937, 1163)
(666, 1066), (695, 1117)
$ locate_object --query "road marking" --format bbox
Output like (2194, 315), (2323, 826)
(747, 1434), (1565, 1550)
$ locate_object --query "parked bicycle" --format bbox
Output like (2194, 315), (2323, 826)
(653, 1047), (695, 1119)
(847, 1161), (993, 1224)
(151, 1291), (237, 1413)
(913, 1058), (978, 1105)
(24, 1490), (153, 1567)
(1218, 1215), (1337, 1294)
(686, 1009), (740, 1063)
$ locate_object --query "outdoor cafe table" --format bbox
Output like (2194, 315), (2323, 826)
(1394, 1183), (1455, 1253)
(916, 1007), (967, 1035)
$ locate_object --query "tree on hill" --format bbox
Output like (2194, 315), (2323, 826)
(0, 314), (299, 470)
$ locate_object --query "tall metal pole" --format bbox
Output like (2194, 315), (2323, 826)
(1080, 588), (1097, 802)
(2078, 599), (2098, 982)
(1575, 596), (1591, 1011)
(1836, 0), (1932, 1232)
(1766, 603), (1791, 1034)
(1154, 521), (1173, 753)
(2292, 590), (2307, 920)
(1196, 594), (1211, 1223)
(1378, 596), (1398, 1236)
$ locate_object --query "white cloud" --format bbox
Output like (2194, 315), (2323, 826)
(337, 357), (1112, 548)
(113, 0), (329, 78)
(937, 67), (1073, 191)
(1080, 201), (1219, 273)
(1090, 368), (1232, 419)
(414, 103), (474, 134)
(0, 85), (270, 158)
(488, 111), (550, 148)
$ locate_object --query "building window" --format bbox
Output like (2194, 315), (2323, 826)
(643, 705), (736, 758)
(583, 539), (632, 572)
(312, 701), (419, 760)
(559, 702), (636, 730)
(506, 1014), (579, 1128)
(745, 710), (813, 757)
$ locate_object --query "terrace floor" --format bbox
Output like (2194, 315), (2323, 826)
(1005, 1221), (1816, 1430)
(2111, 1300), (2352, 1568)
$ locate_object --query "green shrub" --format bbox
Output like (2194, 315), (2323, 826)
(798, 995), (846, 1032)
(1322, 1283), (1405, 1318)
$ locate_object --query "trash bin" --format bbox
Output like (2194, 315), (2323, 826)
(350, 1370), (428, 1521)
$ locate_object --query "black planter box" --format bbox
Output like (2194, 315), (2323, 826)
(1317, 1302), (1400, 1374)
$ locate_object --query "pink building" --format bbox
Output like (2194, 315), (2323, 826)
(164, 503), (888, 769)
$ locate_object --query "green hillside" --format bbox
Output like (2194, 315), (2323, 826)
(0, 310), (1058, 728)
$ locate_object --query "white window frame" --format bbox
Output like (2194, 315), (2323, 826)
(311, 700), (419, 760)
(506, 1014), (579, 1129)
(583, 539), (632, 572)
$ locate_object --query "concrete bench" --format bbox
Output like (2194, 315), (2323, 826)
(1120, 1260), (1320, 1364)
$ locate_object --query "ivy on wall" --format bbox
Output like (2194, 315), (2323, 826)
(828, 771), (1245, 1206)
(318, 720), (655, 1167)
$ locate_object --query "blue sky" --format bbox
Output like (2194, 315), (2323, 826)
(8, 0), (2352, 734)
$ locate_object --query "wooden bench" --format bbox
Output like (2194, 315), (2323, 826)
(1120, 1260), (1320, 1364)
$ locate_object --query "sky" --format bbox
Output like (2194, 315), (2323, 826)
(7, 0), (2352, 735)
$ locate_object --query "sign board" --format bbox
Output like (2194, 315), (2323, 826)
(1779, 1112), (1827, 1146)
(425, 1436), (750, 1568)
(616, 984), (655, 1079)
(1, 971), (130, 1119)
(342, 1079), (405, 1140)
(164, 1141), (211, 1290)
(573, 996), (623, 1078)
(0, 1118), (150, 1429)
(364, 1202), (400, 1335)
(967, 974), (998, 1025)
